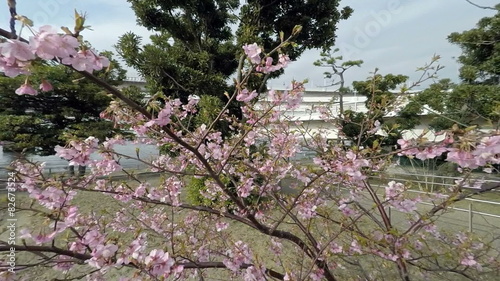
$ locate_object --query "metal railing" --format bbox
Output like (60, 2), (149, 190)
(370, 172), (500, 232)
(372, 171), (499, 191)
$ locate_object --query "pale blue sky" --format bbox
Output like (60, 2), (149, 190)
(2, 0), (498, 91)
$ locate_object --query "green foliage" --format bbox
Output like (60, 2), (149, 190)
(158, 143), (179, 157)
(342, 72), (408, 146)
(238, 1), (353, 58)
(314, 48), (363, 116)
(116, 0), (352, 127)
(0, 115), (55, 153)
(193, 95), (232, 136)
(401, 81), (500, 131)
(185, 175), (265, 212)
(341, 110), (365, 141)
(399, 9), (500, 132)
(448, 7), (500, 84)
(120, 85), (147, 106)
(185, 176), (214, 207)
(0, 53), (131, 155)
(352, 73), (408, 111)
(314, 48), (363, 79)
(185, 175), (234, 210)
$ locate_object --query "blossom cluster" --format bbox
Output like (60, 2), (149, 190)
(398, 134), (499, 172)
(384, 181), (420, 213)
(0, 25), (110, 95)
(54, 136), (99, 166)
(242, 43), (291, 73)
(5, 32), (500, 281)
(223, 241), (253, 272)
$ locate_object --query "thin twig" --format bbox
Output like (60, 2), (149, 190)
(465, 0), (497, 10)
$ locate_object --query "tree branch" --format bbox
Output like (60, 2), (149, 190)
(0, 21), (341, 281)
(0, 244), (91, 260)
(465, 0), (497, 10)
(0, 27), (152, 120)
(0, 245), (286, 279)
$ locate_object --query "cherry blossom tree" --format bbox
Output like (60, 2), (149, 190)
(1, 6), (500, 281)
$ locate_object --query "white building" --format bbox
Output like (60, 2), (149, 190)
(258, 88), (434, 141)
(119, 78), (493, 142)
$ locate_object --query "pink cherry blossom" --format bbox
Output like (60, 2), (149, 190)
(385, 181), (404, 200)
(29, 25), (78, 60)
(116, 234), (148, 265)
(270, 238), (283, 255)
(145, 249), (176, 277)
(242, 43), (262, 64)
(415, 146), (447, 160)
(89, 159), (122, 176)
(0, 39), (35, 62)
(55, 137), (98, 166)
(256, 56), (275, 73)
(297, 200), (318, 219)
(82, 229), (105, 248)
(223, 241), (252, 272)
(145, 104), (173, 127)
(309, 268), (325, 281)
(394, 198), (418, 213)
(93, 55), (110, 70)
(7, 33), (500, 280)
(244, 265), (266, 281)
(61, 50), (109, 73)
(53, 255), (74, 272)
(68, 241), (86, 254)
(397, 138), (411, 149)
(339, 200), (356, 216)
(256, 54), (290, 73)
(237, 177), (254, 198)
(88, 244), (118, 269)
(33, 186), (77, 210)
(216, 221), (229, 232)
(278, 54), (290, 67)
(0, 57), (29, 77)
(350, 240), (363, 255)
(367, 120), (381, 134)
(237, 89), (258, 102)
(39, 79), (53, 92)
(62, 50), (94, 72)
(15, 82), (38, 96)
(461, 255), (478, 267)
(446, 148), (477, 168)
(329, 242), (343, 254)
(59, 35), (80, 57)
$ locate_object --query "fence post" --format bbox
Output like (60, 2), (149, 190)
(468, 203), (473, 232)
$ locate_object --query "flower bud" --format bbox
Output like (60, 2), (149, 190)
(39, 80), (53, 92)
(292, 25), (303, 35)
